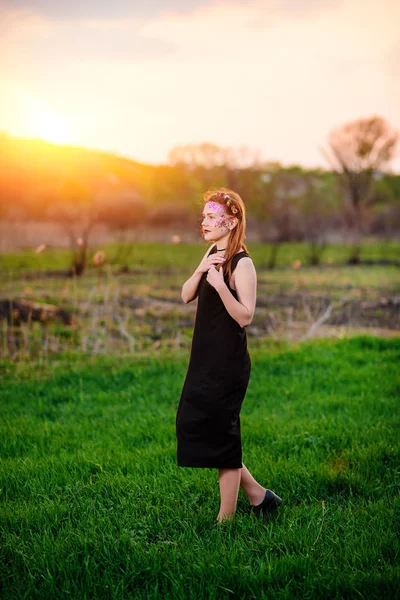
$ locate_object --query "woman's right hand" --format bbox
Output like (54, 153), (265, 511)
(196, 254), (226, 274)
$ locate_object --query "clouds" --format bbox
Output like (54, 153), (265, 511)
(0, 0), (398, 169)
(0, 0), (337, 21)
(0, 0), (214, 21)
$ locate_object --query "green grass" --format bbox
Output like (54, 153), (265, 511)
(1, 336), (399, 599)
(0, 239), (399, 275)
(1, 256), (398, 361)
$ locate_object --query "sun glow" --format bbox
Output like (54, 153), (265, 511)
(31, 108), (70, 144)
(2, 83), (72, 145)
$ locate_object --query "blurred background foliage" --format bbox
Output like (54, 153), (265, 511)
(0, 115), (399, 276)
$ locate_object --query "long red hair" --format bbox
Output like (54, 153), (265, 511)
(201, 188), (250, 282)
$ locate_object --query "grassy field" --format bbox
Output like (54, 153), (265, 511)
(1, 241), (399, 361)
(0, 239), (399, 275)
(1, 336), (399, 599)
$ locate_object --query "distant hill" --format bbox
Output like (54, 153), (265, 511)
(0, 132), (160, 219)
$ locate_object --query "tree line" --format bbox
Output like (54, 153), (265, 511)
(0, 115), (398, 275)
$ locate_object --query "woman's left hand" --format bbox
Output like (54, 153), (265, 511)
(206, 265), (226, 292)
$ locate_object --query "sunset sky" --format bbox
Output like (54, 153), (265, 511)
(0, 0), (399, 170)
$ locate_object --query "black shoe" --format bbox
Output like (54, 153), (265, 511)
(250, 489), (282, 521)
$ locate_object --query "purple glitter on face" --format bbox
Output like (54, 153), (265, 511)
(205, 202), (225, 214)
(214, 216), (230, 234)
(202, 201), (231, 235)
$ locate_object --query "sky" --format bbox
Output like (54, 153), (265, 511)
(0, 0), (399, 170)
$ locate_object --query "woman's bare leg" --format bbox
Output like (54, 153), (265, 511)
(240, 463), (266, 506)
(217, 463), (268, 522)
(217, 468), (241, 523)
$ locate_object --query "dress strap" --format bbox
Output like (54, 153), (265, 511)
(229, 251), (249, 272)
(207, 245), (249, 266)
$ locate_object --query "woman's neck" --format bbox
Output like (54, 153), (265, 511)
(213, 233), (230, 250)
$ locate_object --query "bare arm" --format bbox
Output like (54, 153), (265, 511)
(181, 269), (205, 304)
(209, 257), (257, 328)
(181, 244), (225, 303)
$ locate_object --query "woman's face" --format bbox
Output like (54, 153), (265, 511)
(201, 201), (232, 241)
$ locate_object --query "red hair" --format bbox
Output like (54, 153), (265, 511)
(202, 188), (249, 282)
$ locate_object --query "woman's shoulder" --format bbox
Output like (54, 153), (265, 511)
(231, 250), (254, 271)
(234, 248), (251, 258)
(233, 252), (255, 272)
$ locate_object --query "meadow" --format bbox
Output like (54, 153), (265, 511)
(1, 241), (399, 360)
(1, 241), (399, 598)
(1, 239), (399, 275)
(1, 337), (399, 599)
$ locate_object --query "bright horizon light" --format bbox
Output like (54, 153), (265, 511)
(2, 83), (73, 145)
(0, 1), (398, 169)
(30, 108), (71, 145)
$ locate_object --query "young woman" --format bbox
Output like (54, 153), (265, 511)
(175, 188), (282, 524)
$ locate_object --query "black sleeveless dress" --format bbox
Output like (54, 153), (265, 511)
(176, 245), (252, 469)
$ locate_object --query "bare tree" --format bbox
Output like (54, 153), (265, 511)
(256, 166), (304, 269)
(48, 175), (143, 276)
(168, 142), (261, 194)
(95, 185), (147, 266)
(47, 178), (96, 276)
(168, 143), (229, 169)
(322, 115), (399, 263)
(298, 171), (340, 266)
